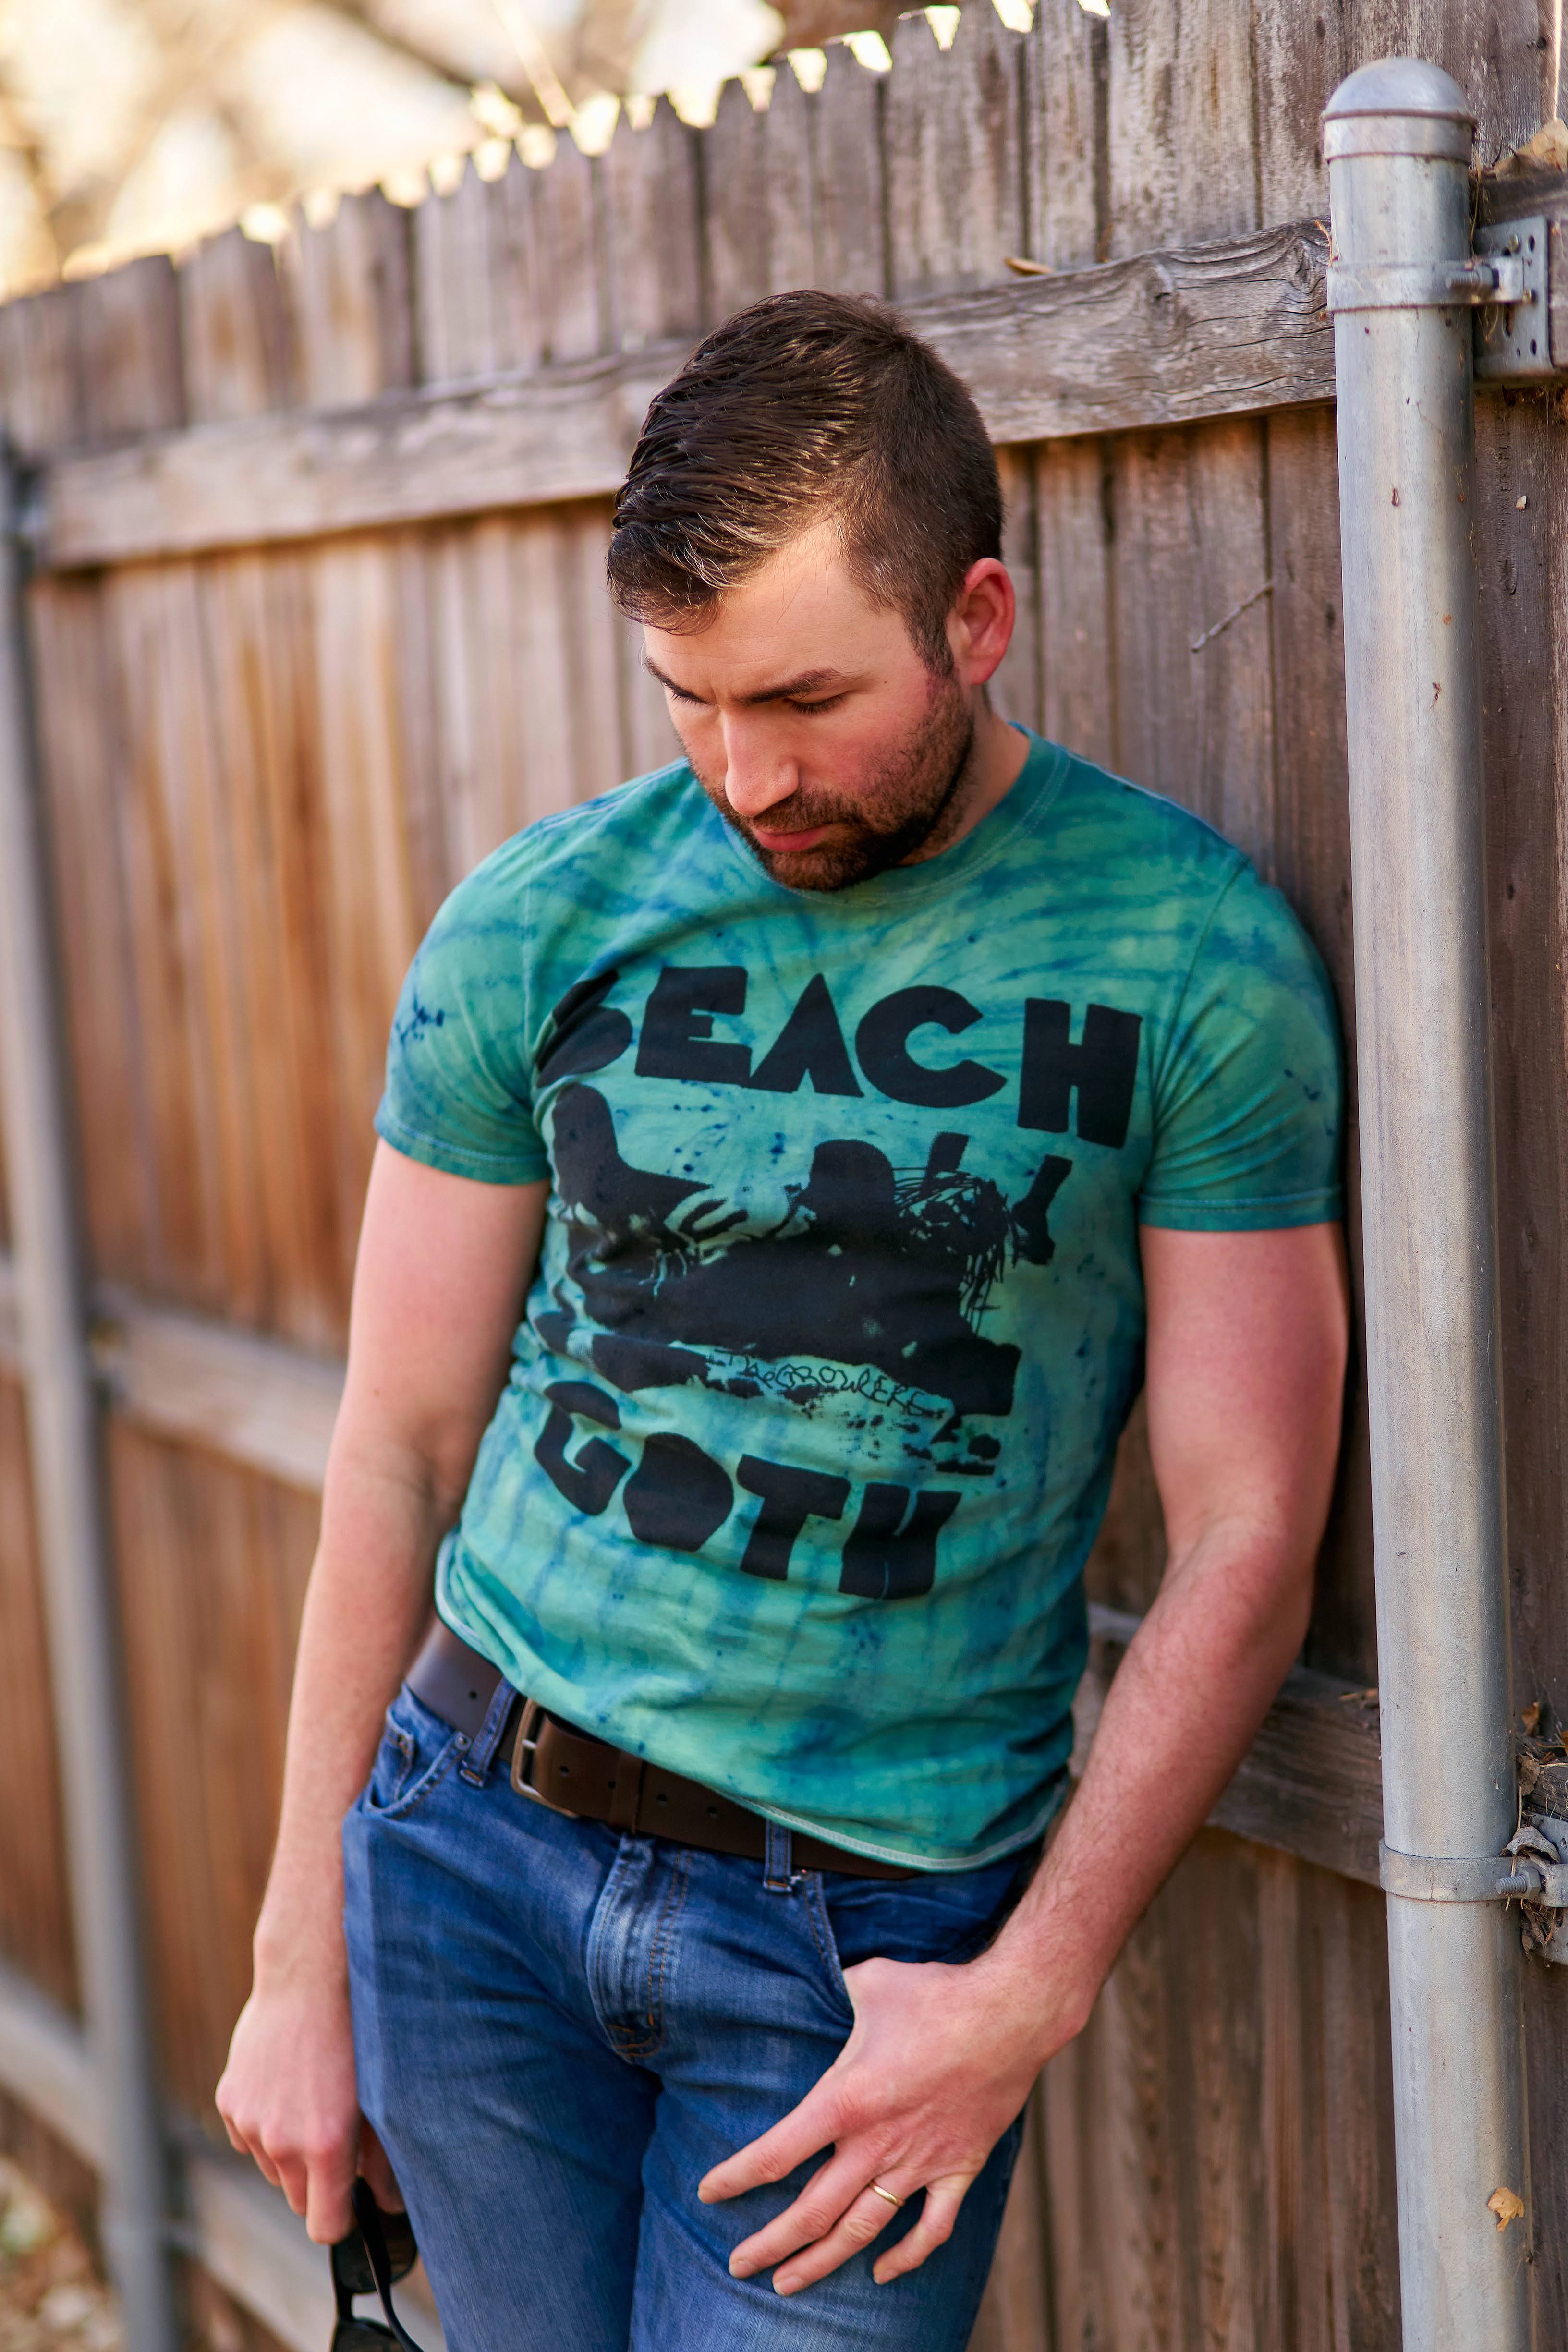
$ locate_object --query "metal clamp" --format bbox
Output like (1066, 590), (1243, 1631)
(1327, 253), (1527, 314)
(1326, 216), (1554, 381)
(1380, 1817), (1568, 1967)
(1379, 1843), (1531, 1903)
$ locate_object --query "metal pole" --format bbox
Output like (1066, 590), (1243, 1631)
(0, 446), (179, 2352)
(1324, 61), (1530, 2351)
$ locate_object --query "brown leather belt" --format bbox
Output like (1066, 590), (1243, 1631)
(404, 1616), (915, 1880)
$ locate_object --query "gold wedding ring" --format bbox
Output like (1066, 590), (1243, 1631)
(869, 2181), (903, 2209)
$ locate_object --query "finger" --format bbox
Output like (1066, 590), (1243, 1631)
(772, 2179), (916, 2296)
(359, 2122), (405, 2213)
(729, 2149), (878, 2278)
(871, 2176), (972, 2287)
(267, 2152), (310, 2216)
(304, 2141), (360, 2245)
(698, 2088), (840, 2206)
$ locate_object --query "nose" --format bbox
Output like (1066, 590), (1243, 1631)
(721, 715), (798, 820)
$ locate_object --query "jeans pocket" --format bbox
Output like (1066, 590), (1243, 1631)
(362, 1685), (464, 1821)
(816, 1841), (1044, 1993)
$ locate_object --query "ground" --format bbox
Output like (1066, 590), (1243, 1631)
(0, 2163), (121, 2352)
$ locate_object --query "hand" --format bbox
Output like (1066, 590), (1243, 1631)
(216, 1955), (401, 2243)
(698, 1950), (1070, 2296)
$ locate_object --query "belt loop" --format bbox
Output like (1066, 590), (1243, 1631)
(764, 1820), (794, 1892)
(460, 1676), (520, 1786)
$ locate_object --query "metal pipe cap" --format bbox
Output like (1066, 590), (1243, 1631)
(1324, 58), (1473, 163)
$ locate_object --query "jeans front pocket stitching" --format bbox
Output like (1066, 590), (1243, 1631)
(365, 1716), (417, 1811)
(363, 1726), (464, 1822)
(804, 1875), (855, 2025)
(620, 1845), (692, 2062)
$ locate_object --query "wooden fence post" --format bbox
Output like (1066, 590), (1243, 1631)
(0, 441), (178, 2352)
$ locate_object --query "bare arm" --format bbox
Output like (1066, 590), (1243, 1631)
(217, 1144), (547, 2240)
(703, 1220), (1349, 2293)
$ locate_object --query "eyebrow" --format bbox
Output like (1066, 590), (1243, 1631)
(643, 659), (852, 706)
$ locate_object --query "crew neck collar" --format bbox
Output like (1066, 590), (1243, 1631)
(704, 726), (1068, 909)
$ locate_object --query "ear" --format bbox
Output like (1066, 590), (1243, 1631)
(946, 559), (1016, 687)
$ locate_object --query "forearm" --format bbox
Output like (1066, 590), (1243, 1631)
(252, 1440), (460, 1983)
(972, 1520), (1313, 2045)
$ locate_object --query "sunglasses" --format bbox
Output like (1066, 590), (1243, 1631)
(329, 2180), (427, 2352)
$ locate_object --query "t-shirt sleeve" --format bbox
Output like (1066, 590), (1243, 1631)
(1139, 861), (1344, 1231)
(374, 853), (548, 1185)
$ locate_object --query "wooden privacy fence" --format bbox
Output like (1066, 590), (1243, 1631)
(0, 2), (1567, 2345)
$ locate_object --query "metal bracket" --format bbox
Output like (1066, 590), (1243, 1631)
(1327, 253), (1528, 313)
(1380, 1817), (1568, 1966)
(1379, 1843), (1529, 1903)
(1473, 217), (1554, 380)
(1325, 214), (1555, 381)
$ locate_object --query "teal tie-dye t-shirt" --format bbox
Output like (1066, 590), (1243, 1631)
(376, 732), (1342, 1870)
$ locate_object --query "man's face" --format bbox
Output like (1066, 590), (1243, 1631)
(642, 522), (979, 892)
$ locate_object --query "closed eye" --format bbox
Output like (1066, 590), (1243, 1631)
(789, 694), (847, 714)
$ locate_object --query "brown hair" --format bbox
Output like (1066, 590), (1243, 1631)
(607, 289), (1002, 670)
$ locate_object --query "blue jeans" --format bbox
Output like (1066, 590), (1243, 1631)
(341, 1681), (1041, 2351)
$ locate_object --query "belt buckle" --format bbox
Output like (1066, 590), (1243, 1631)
(509, 1697), (579, 1817)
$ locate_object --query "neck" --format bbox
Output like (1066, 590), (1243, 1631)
(902, 697), (1031, 866)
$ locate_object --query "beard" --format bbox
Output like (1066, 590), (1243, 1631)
(699, 671), (977, 893)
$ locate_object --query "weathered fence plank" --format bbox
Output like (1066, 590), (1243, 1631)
(179, 227), (296, 425)
(1026, 0), (1105, 270)
(1034, 434), (1115, 768)
(1107, 0), (1259, 255)
(26, 580), (153, 1288)
(0, 286), (85, 461)
(703, 77), (772, 316)
(532, 137), (607, 365)
(809, 43), (888, 295)
(74, 253), (187, 444)
(103, 564), (235, 1314)
(758, 55), (818, 294)
(1261, 402), (1375, 1687)
(413, 163), (503, 388)
(885, 6), (1029, 297)
(1108, 417), (1276, 859)
(1473, 386), (1568, 2352)
(603, 99), (703, 352)
(109, 1422), (318, 2126)
(196, 550), (349, 1348)
(1040, 1837), (1399, 2349)
(283, 189), (413, 408)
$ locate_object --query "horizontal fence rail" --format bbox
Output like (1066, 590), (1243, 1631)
(27, 176), (1568, 574)
(33, 221), (1335, 570)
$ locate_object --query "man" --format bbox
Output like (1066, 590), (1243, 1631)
(218, 291), (1347, 2350)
